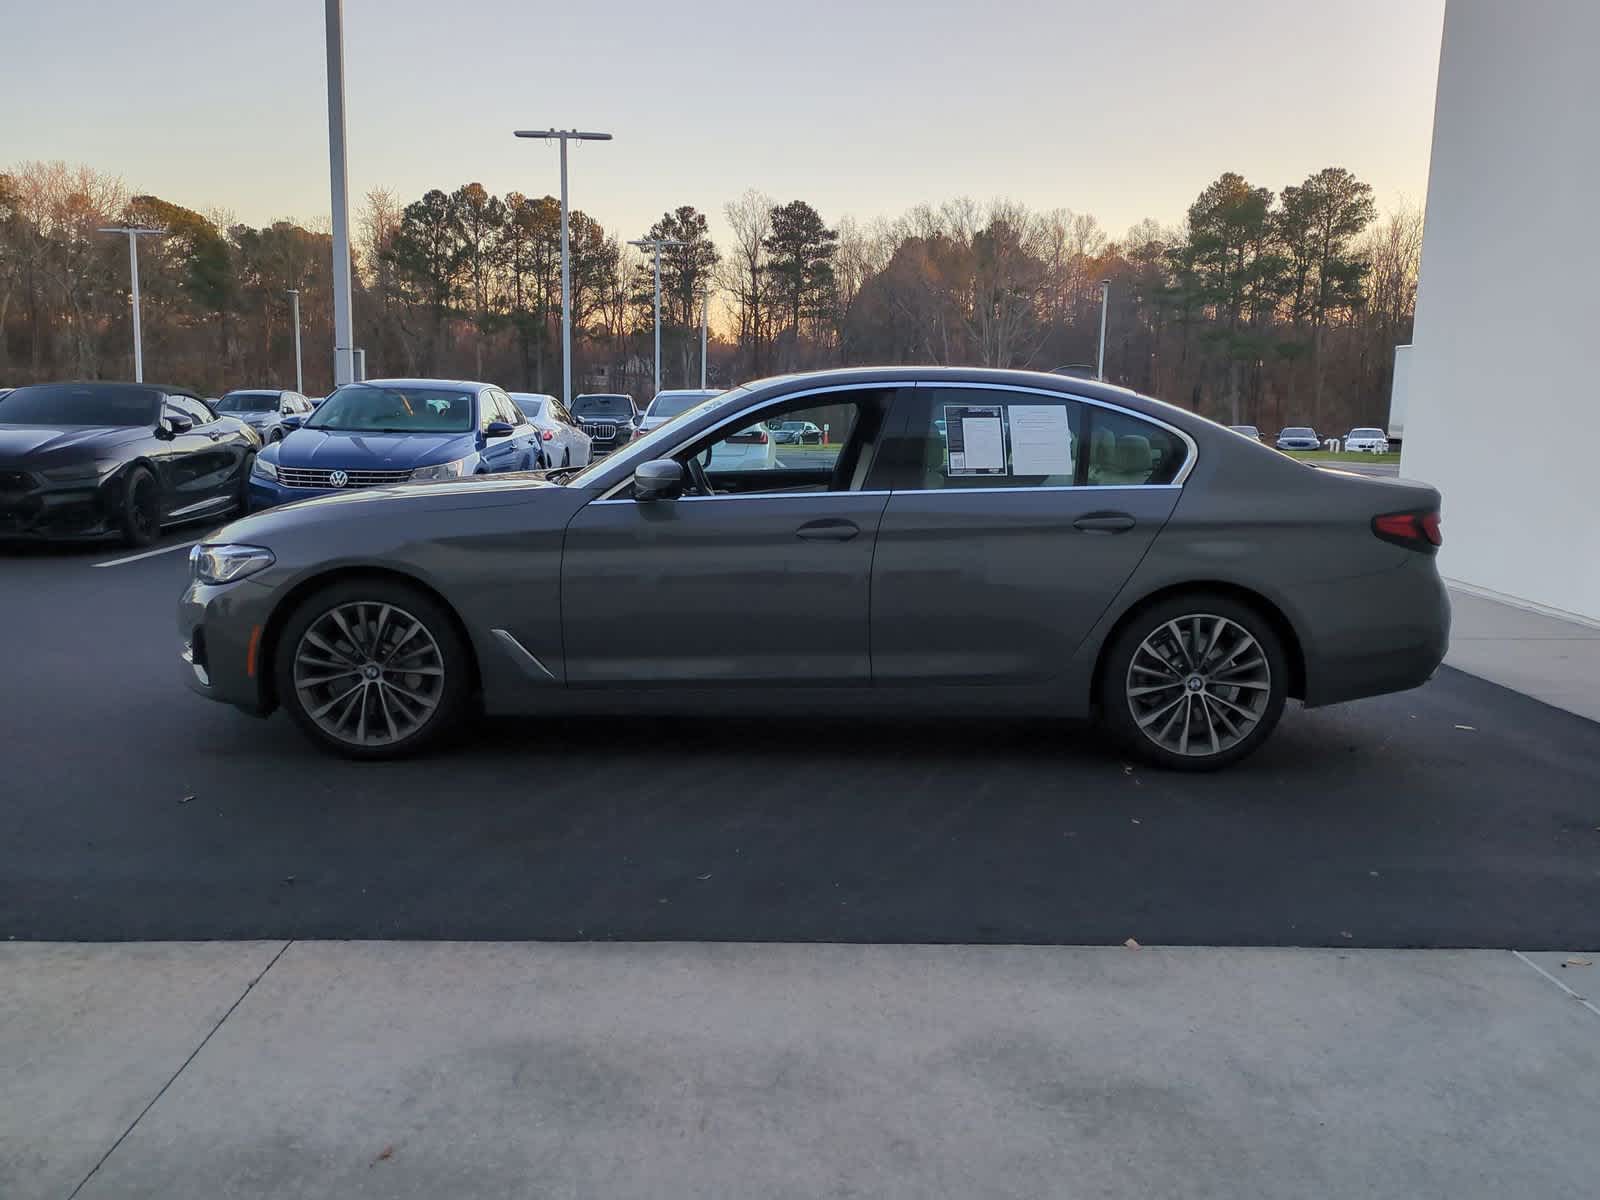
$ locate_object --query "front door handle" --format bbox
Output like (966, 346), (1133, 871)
(795, 518), (860, 542)
(1073, 512), (1136, 534)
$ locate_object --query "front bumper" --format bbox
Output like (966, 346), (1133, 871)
(0, 472), (120, 540)
(249, 476), (345, 510)
(179, 574), (279, 715)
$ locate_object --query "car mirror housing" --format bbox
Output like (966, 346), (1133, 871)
(161, 415), (194, 438)
(280, 415), (304, 430)
(484, 421), (515, 439)
(634, 458), (684, 502)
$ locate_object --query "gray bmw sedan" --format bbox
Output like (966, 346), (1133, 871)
(179, 367), (1449, 769)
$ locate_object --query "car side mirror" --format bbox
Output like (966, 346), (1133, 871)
(634, 458), (684, 502)
(485, 420), (515, 439)
(280, 414), (304, 430)
(161, 414), (194, 437)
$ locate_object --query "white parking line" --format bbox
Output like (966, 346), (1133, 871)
(93, 542), (195, 569)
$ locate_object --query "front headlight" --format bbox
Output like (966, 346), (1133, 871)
(41, 461), (115, 482)
(251, 456), (278, 481)
(190, 543), (275, 585)
(409, 456), (470, 483)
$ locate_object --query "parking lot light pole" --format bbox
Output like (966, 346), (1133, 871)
(1096, 279), (1111, 381)
(325, 0), (356, 387)
(515, 129), (612, 406)
(98, 226), (165, 382)
(628, 237), (685, 397)
(699, 290), (709, 389)
(286, 289), (304, 393)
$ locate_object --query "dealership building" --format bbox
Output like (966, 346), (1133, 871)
(1401, 0), (1598, 623)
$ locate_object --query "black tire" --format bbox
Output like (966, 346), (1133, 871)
(119, 466), (161, 547)
(237, 452), (255, 514)
(274, 577), (472, 761)
(268, 429), (282, 444)
(1098, 591), (1289, 772)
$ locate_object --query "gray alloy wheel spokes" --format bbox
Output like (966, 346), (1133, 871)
(1126, 614), (1271, 758)
(292, 602), (444, 748)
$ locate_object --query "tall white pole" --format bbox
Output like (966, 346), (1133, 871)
(559, 136), (572, 407)
(652, 247), (662, 396)
(1096, 280), (1110, 381)
(325, 0), (355, 387)
(699, 293), (708, 389)
(288, 289), (303, 393)
(127, 233), (144, 383)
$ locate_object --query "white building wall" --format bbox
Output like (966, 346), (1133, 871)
(1403, 0), (1600, 622)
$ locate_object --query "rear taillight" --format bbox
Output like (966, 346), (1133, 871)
(726, 429), (769, 445)
(1373, 510), (1442, 551)
(541, 429), (555, 441)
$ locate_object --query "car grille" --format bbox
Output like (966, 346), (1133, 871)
(588, 423), (618, 440)
(276, 466), (413, 489)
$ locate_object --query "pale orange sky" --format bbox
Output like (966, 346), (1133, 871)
(5, 0), (1445, 244)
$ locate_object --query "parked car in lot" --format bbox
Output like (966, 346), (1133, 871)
(214, 388), (316, 444)
(180, 366), (1449, 770)
(1276, 426), (1322, 450)
(247, 379), (542, 510)
(570, 393), (639, 456)
(639, 388), (720, 435)
(509, 392), (593, 469)
(1342, 427), (1391, 454)
(1, 381), (257, 545)
(1227, 424), (1262, 442)
(769, 419), (823, 445)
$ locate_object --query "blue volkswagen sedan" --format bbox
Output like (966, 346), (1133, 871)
(248, 379), (541, 509)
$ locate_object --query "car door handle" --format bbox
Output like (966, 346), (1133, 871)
(1073, 512), (1136, 534)
(795, 519), (860, 542)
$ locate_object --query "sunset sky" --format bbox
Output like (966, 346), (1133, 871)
(5, 0), (1446, 242)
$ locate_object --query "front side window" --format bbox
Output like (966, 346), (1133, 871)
(168, 395), (217, 426)
(688, 399), (861, 492)
(307, 384), (474, 433)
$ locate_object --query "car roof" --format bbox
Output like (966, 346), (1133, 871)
(223, 388), (288, 396)
(361, 378), (492, 391)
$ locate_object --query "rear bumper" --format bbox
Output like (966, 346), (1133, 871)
(1290, 556), (1451, 707)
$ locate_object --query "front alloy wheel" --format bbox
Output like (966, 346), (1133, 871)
(1101, 595), (1288, 770)
(277, 581), (469, 758)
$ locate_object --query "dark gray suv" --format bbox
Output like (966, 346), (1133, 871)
(179, 367), (1449, 769)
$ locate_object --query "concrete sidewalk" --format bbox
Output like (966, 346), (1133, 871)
(4, 942), (1597, 1200)
(1446, 584), (1600, 722)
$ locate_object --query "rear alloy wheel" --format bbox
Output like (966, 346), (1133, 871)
(276, 580), (470, 759)
(120, 466), (161, 547)
(1100, 594), (1288, 771)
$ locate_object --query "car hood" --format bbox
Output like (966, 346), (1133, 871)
(275, 428), (475, 469)
(0, 424), (147, 465)
(216, 471), (572, 542)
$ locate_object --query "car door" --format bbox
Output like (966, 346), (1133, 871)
(555, 398), (591, 465)
(866, 384), (1189, 685)
(560, 386), (896, 686)
(154, 395), (228, 520)
(475, 390), (521, 473)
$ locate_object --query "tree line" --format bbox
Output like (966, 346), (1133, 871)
(1, 160), (1420, 431)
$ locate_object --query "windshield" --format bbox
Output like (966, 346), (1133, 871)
(511, 394), (548, 419)
(648, 391), (718, 419)
(573, 395), (633, 417)
(567, 386), (748, 488)
(215, 392), (278, 413)
(306, 384), (474, 433)
(1283, 427), (1315, 437)
(1351, 428), (1383, 438)
(0, 383), (160, 427)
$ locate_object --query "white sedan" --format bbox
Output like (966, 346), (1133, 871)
(707, 425), (778, 470)
(510, 393), (593, 469)
(1343, 427), (1391, 454)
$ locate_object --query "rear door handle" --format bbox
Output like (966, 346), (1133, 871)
(1073, 512), (1136, 534)
(795, 518), (860, 542)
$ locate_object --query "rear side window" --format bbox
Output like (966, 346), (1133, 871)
(869, 388), (1081, 490)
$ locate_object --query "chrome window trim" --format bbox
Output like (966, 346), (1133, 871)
(591, 377), (1198, 501)
(591, 490), (891, 507)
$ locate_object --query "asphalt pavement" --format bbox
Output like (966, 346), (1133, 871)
(2, 533), (1598, 946)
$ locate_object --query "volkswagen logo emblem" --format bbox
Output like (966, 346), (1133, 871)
(328, 470), (349, 489)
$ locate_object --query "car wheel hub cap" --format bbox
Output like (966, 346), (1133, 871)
(292, 601), (444, 747)
(1126, 615), (1272, 758)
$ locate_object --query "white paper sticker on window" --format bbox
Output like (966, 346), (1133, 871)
(1008, 405), (1074, 476)
(943, 404), (1007, 475)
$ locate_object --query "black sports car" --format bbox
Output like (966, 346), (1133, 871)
(0, 381), (259, 546)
